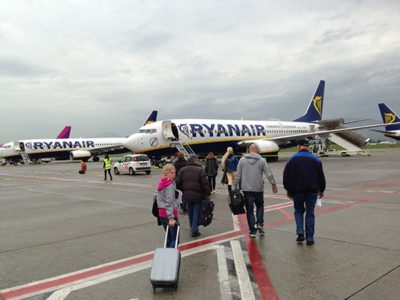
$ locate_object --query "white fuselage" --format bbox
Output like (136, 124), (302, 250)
(125, 119), (319, 158)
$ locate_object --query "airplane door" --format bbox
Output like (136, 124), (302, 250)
(19, 142), (25, 152)
(162, 121), (177, 140)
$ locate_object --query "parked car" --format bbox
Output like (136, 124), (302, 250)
(113, 154), (151, 175)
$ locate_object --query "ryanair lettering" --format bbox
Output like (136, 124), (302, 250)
(178, 123), (304, 138)
(25, 140), (96, 150)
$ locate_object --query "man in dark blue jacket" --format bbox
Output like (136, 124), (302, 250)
(283, 140), (326, 245)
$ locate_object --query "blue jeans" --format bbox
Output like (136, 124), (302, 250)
(243, 192), (264, 234)
(188, 202), (201, 234)
(160, 218), (179, 248)
(293, 193), (318, 241)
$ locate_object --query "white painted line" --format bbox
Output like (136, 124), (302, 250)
(217, 246), (232, 300)
(230, 240), (255, 300)
(47, 287), (71, 300)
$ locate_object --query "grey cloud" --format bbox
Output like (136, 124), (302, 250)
(0, 58), (54, 78)
(317, 28), (366, 44)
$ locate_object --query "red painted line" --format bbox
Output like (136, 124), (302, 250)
(237, 214), (279, 300)
(0, 230), (242, 300)
(278, 208), (292, 220)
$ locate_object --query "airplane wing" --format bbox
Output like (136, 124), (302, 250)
(238, 122), (400, 145)
(86, 144), (126, 156)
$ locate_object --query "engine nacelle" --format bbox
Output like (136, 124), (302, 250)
(250, 140), (280, 154)
(70, 150), (91, 160)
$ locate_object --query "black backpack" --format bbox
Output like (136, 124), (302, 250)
(229, 190), (245, 215)
(198, 199), (215, 226)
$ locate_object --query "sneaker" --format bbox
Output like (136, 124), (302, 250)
(191, 231), (201, 238)
(249, 232), (256, 239)
(306, 240), (315, 246)
(256, 226), (265, 234)
(296, 234), (305, 242)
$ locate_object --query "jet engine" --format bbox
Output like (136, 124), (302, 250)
(240, 140), (280, 162)
(70, 150), (92, 160)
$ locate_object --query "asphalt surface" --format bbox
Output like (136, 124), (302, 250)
(0, 149), (399, 300)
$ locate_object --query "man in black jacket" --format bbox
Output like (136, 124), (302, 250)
(176, 154), (211, 237)
(283, 140), (326, 245)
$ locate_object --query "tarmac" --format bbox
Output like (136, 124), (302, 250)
(0, 148), (399, 300)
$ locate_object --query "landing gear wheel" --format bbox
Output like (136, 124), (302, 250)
(92, 156), (100, 162)
(146, 170), (151, 175)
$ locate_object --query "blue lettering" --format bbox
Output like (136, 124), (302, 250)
(255, 125), (266, 136)
(241, 125), (251, 136)
(34, 142), (44, 150)
(86, 141), (95, 148)
(63, 141), (73, 148)
(73, 141), (82, 148)
(43, 142), (53, 149)
(217, 124), (229, 137)
(53, 141), (62, 148)
(250, 125), (256, 136)
(202, 124), (215, 137)
(82, 141), (86, 147)
(227, 124), (241, 137)
(190, 124), (204, 137)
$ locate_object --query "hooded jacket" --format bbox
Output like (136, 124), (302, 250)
(156, 177), (179, 219)
(233, 153), (276, 192)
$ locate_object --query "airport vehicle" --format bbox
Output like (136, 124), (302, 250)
(113, 154), (151, 175)
(0, 126), (72, 164)
(371, 103), (400, 140)
(124, 81), (399, 163)
(0, 112), (157, 164)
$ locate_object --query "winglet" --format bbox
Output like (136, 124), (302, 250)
(378, 103), (400, 131)
(294, 80), (325, 123)
(56, 126), (72, 139)
(144, 110), (158, 125)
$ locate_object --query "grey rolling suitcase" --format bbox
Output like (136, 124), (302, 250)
(150, 225), (181, 290)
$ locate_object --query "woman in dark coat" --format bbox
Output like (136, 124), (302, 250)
(205, 152), (218, 193)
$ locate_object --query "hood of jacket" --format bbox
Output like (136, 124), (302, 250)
(244, 153), (262, 165)
(157, 177), (174, 191)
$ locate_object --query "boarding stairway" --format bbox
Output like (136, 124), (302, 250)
(318, 119), (369, 155)
(19, 150), (31, 165)
(170, 141), (196, 159)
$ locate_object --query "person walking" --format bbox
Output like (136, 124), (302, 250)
(221, 147), (239, 197)
(283, 140), (326, 246)
(173, 152), (187, 213)
(79, 160), (87, 174)
(205, 152), (218, 193)
(156, 163), (180, 248)
(233, 144), (278, 238)
(103, 155), (112, 181)
(176, 154), (210, 237)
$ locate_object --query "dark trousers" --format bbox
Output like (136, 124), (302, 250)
(208, 175), (216, 191)
(188, 202), (201, 234)
(104, 169), (112, 180)
(243, 191), (264, 234)
(160, 218), (179, 248)
(293, 193), (318, 241)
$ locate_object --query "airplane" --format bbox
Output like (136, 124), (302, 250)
(0, 111), (158, 164)
(370, 103), (400, 140)
(0, 126), (72, 164)
(124, 81), (399, 163)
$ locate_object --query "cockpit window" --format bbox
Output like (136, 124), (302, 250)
(139, 129), (157, 134)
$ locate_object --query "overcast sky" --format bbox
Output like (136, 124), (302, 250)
(0, 0), (399, 140)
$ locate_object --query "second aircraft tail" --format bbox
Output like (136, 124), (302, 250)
(378, 103), (400, 131)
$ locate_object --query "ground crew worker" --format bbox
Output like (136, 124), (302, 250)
(103, 155), (112, 181)
(283, 140), (326, 246)
(79, 160), (87, 174)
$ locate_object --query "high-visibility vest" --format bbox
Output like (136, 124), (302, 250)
(104, 158), (111, 170)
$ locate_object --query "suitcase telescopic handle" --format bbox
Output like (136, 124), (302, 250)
(164, 224), (180, 249)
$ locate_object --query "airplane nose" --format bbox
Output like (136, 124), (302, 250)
(124, 134), (140, 152)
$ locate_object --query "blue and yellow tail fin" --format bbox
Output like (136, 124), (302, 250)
(378, 103), (400, 131)
(144, 110), (158, 125)
(294, 80), (325, 123)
